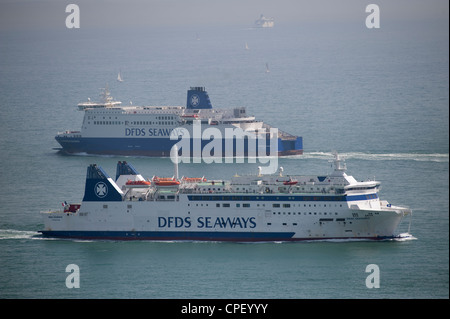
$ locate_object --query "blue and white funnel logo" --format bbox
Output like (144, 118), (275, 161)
(190, 94), (200, 107)
(94, 182), (108, 198)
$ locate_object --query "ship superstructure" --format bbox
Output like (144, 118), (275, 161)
(255, 14), (274, 28)
(55, 87), (302, 157)
(40, 153), (411, 241)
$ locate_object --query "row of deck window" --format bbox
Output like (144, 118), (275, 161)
(189, 195), (346, 201)
(188, 203), (343, 209)
(92, 121), (176, 126)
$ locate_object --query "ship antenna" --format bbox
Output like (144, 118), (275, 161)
(171, 144), (179, 180)
(332, 151), (346, 173)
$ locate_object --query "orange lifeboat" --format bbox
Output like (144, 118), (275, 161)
(125, 180), (151, 188)
(153, 177), (180, 186)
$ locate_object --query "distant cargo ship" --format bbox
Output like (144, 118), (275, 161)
(255, 14), (274, 28)
(40, 153), (411, 241)
(55, 87), (302, 157)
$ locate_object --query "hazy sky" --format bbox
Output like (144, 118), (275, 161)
(0, 0), (448, 31)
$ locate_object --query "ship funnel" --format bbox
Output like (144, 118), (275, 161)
(186, 87), (213, 109)
(83, 164), (124, 202)
(116, 161), (139, 180)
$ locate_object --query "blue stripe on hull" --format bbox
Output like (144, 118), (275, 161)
(40, 230), (295, 241)
(39, 230), (390, 242)
(55, 136), (303, 156)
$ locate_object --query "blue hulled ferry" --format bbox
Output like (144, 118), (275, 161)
(55, 87), (303, 157)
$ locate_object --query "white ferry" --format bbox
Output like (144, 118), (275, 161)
(55, 87), (302, 157)
(40, 153), (411, 241)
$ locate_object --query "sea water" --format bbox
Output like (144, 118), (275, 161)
(0, 10), (448, 299)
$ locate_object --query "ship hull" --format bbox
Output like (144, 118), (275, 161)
(39, 230), (297, 241)
(38, 230), (395, 241)
(55, 136), (303, 157)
